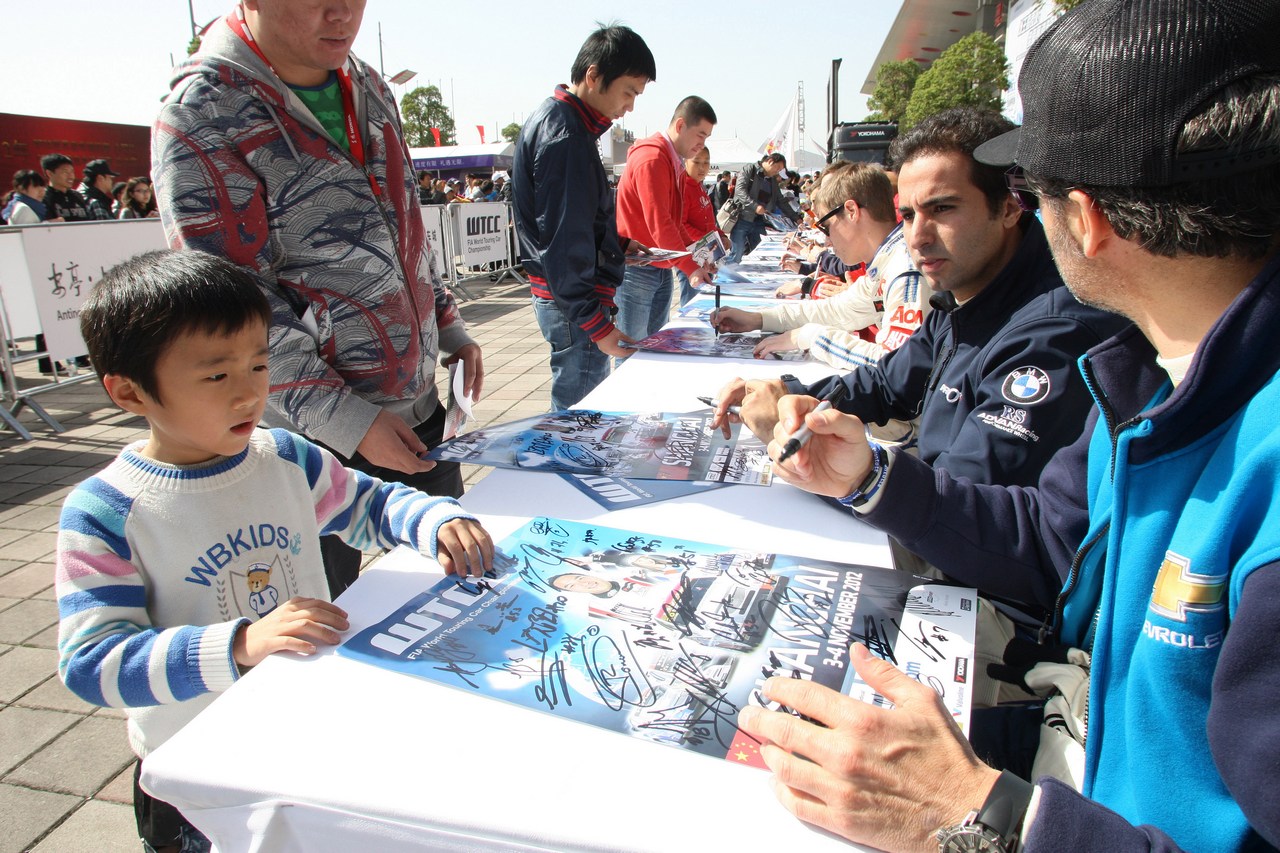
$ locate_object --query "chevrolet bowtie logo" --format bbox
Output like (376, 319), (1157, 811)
(1150, 551), (1226, 622)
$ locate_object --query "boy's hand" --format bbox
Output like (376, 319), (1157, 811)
(233, 598), (349, 668)
(432, 517), (495, 577)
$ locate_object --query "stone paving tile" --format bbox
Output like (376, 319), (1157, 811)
(0, 562), (55, 598)
(0, 527), (31, 549)
(0, 783), (80, 853)
(96, 764), (135, 805)
(0, 560), (25, 578)
(24, 623), (59, 650)
(30, 573), (59, 601)
(7, 466), (73, 486)
(0, 706), (80, 775)
(30, 799), (139, 853)
(0, 646), (59, 703)
(17, 676), (96, 716)
(0, 597), (58, 645)
(2, 531), (57, 563)
(0, 482), (43, 505)
(6, 716), (134, 797)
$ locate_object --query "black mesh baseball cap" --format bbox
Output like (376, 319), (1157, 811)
(974, 0), (1280, 188)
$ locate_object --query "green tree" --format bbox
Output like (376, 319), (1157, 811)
(501, 122), (522, 143)
(901, 32), (1009, 130)
(1053, 0), (1084, 10)
(865, 59), (921, 123)
(400, 85), (456, 147)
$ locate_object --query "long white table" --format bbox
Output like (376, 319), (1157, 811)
(142, 270), (896, 852)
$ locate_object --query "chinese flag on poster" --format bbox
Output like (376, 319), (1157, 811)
(725, 729), (767, 769)
(477, 125), (486, 144)
(430, 127), (441, 146)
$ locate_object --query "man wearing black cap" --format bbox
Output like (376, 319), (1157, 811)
(736, 1), (1280, 852)
(80, 159), (118, 220)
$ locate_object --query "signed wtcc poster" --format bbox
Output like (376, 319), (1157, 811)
(426, 410), (773, 485)
(338, 518), (977, 767)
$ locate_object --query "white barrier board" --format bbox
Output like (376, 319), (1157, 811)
(1, 220), (166, 358)
(451, 201), (509, 266)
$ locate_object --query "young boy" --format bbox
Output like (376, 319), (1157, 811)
(56, 250), (494, 853)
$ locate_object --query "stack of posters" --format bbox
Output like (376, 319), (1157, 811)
(339, 518), (979, 767)
(687, 230), (727, 268)
(426, 410), (773, 485)
(625, 328), (805, 361)
(676, 294), (791, 322)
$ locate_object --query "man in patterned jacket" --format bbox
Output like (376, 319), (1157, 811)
(153, 0), (482, 594)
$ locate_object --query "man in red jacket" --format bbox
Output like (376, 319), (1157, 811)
(615, 96), (717, 344)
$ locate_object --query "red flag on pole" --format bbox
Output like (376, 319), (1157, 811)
(430, 127), (441, 146)
(476, 125), (486, 144)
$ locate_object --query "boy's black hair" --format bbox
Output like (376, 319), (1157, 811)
(570, 24), (656, 89)
(40, 153), (73, 173)
(81, 250), (272, 405)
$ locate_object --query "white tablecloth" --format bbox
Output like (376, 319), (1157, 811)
(142, 282), (893, 853)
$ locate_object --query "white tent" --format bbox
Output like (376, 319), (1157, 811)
(705, 137), (766, 172)
(706, 137), (826, 175)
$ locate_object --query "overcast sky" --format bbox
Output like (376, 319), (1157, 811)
(1, 1), (901, 152)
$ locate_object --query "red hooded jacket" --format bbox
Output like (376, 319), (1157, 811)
(615, 132), (700, 276)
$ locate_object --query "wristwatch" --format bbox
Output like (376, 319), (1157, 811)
(936, 771), (1034, 853)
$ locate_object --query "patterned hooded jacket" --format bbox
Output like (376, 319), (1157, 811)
(153, 15), (474, 457)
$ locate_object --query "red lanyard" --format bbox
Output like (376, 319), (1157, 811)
(226, 11), (381, 197)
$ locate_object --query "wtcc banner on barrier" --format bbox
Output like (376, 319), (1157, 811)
(452, 202), (509, 266)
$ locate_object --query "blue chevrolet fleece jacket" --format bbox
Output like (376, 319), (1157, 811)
(864, 251), (1280, 852)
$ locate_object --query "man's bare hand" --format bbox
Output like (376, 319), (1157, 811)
(754, 331), (802, 359)
(596, 327), (636, 359)
(739, 644), (999, 852)
(773, 279), (805, 298)
(431, 517), (495, 577)
(356, 409), (437, 476)
(815, 274), (852, 299)
(233, 598), (349, 668)
(443, 342), (484, 401)
(710, 377), (748, 437)
(709, 307), (763, 334)
(739, 378), (789, 441)
(688, 266), (714, 289)
(768, 394), (872, 498)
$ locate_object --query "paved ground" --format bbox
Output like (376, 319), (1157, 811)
(0, 277), (550, 852)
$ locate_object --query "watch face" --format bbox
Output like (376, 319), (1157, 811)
(938, 826), (1008, 853)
